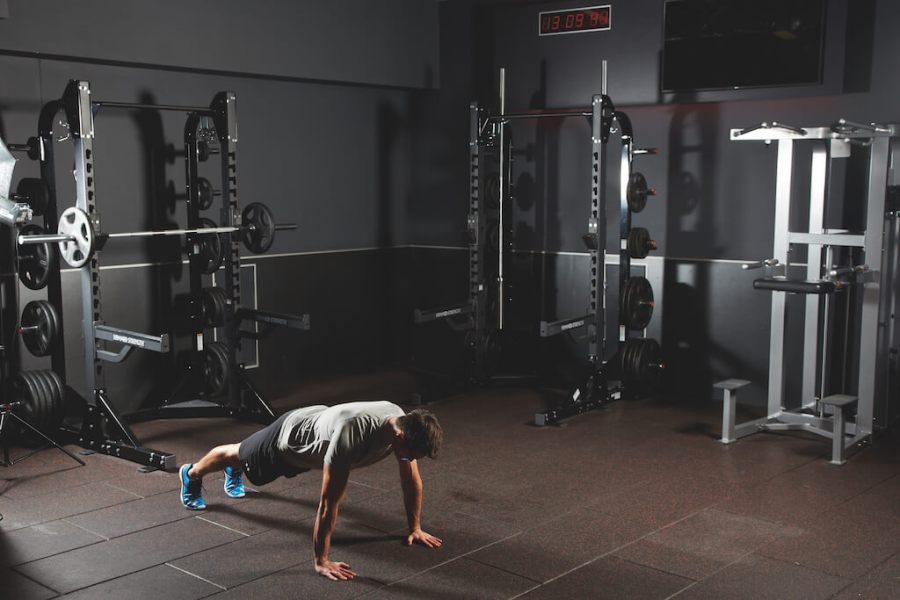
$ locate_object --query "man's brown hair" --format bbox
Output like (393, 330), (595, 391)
(399, 409), (443, 459)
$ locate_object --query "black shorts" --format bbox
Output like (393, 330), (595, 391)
(238, 412), (309, 486)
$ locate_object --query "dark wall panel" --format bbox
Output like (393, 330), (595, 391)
(0, 0), (439, 90)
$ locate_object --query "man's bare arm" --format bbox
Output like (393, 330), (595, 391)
(398, 458), (443, 548)
(314, 464), (356, 580)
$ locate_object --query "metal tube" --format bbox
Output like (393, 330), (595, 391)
(489, 111), (592, 121)
(19, 223), (295, 245)
(601, 60), (608, 96)
(498, 67), (506, 329)
(93, 101), (212, 114)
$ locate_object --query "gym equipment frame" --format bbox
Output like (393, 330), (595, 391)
(29, 80), (308, 470)
(728, 120), (897, 464)
(413, 63), (662, 419)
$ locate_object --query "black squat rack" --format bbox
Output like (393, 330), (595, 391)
(10, 80), (308, 470)
(414, 63), (664, 423)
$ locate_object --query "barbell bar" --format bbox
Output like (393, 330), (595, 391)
(17, 203), (295, 268)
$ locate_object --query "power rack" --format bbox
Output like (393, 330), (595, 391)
(12, 80), (309, 470)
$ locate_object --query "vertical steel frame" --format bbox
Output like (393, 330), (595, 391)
(468, 102), (487, 380)
(728, 124), (896, 461)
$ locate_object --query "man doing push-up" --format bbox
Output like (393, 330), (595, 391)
(178, 401), (444, 581)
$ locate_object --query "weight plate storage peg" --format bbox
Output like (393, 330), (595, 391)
(19, 300), (61, 357)
(626, 172), (655, 213)
(621, 276), (654, 330)
(16, 223), (56, 290)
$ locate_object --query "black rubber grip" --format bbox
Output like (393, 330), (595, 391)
(753, 278), (836, 294)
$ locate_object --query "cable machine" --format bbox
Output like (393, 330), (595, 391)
(726, 120), (897, 464)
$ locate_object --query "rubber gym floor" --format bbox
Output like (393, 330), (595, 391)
(1, 370), (898, 600)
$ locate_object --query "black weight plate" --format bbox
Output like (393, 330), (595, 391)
(197, 218), (225, 274)
(627, 172), (648, 213)
(486, 221), (500, 253)
(32, 371), (55, 432)
(20, 370), (49, 433)
(628, 227), (652, 259)
(43, 369), (66, 428)
(201, 288), (219, 328)
(204, 342), (229, 397)
(6, 374), (35, 444)
(215, 288), (228, 324)
(484, 174), (501, 209)
(34, 369), (57, 433)
(622, 339), (636, 380)
(21, 300), (59, 356)
(241, 202), (276, 254)
(197, 177), (215, 210)
(16, 178), (50, 216)
(622, 277), (654, 330)
(17, 224), (56, 290)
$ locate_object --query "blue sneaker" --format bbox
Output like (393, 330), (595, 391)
(179, 464), (206, 510)
(224, 466), (246, 498)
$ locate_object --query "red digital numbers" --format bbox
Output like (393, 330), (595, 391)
(540, 6), (610, 35)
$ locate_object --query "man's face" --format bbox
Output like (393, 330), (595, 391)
(396, 442), (426, 462)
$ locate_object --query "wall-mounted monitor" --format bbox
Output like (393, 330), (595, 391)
(661, 0), (827, 92)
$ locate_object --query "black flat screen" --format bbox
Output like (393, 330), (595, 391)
(662, 0), (826, 92)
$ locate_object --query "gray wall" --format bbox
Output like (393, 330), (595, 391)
(411, 0), (898, 408)
(1, 1), (439, 411)
(0, 0), (439, 89)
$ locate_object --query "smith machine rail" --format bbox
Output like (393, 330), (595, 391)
(414, 63), (663, 423)
(726, 120), (897, 464)
(4, 80), (308, 470)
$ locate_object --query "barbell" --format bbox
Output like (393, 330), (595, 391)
(17, 202), (294, 268)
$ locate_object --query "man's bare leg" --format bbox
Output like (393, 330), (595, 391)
(188, 444), (243, 479)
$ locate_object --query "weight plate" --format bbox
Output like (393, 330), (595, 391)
(203, 342), (229, 397)
(197, 177), (216, 210)
(43, 369), (66, 428)
(241, 202), (276, 254)
(627, 227), (653, 259)
(20, 300), (60, 356)
(57, 206), (96, 268)
(20, 370), (49, 433)
(622, 277), (654, 330)
(16, 178), (50, 216)
(32, 370), (55, 432)
(484, 174), (501, 209)
(627, 172), (649, 213)
(17, 223), (55, 290)
(197, 217), (225, 274)
(486, 220), (500, 253)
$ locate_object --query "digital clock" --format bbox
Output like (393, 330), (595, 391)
(539, 5), (611, 36)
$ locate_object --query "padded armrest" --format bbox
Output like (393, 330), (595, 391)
(753, 278), (836, 294)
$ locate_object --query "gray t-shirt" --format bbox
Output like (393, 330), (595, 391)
(276, 401), (405, 471)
